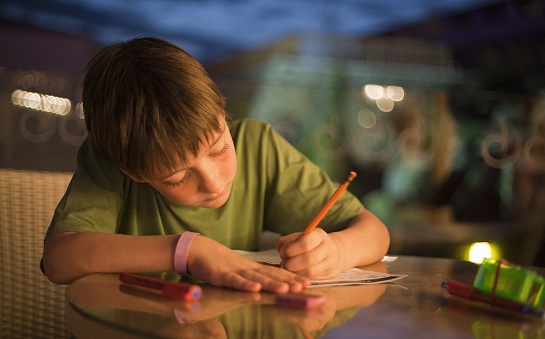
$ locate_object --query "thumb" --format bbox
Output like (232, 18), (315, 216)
(275, 232), (303, 252)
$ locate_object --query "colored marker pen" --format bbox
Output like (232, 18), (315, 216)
(442, 280), (544, 318)
(120, 273), (202, 301)
(275, 293), (325, 309)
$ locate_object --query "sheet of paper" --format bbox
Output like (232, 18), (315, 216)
(234, 248), (283, 265)
(234, 249), (407, 287)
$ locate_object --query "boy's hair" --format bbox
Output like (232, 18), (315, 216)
(82, 37), (226, 181)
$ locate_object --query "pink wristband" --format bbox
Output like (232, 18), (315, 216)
(174, 232), (199, 275)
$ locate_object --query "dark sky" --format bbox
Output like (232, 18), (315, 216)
(1, 0), (504, 61)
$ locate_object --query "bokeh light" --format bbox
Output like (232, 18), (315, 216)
(468, 242), (492, 264)
(11, 89), (71, 116)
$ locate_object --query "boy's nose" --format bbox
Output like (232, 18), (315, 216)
(199, 169), (222, 194)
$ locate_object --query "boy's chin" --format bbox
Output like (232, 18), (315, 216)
(199, 201), (227, 209)
(167, 183), (233, 208)
(199, 193), (230, 208)
(179, 192), (230, 208)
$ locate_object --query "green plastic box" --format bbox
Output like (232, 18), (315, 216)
(473, 258), (545, 309)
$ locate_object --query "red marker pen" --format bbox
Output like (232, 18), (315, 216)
(275, 293), (325, 309)
(442, 280), (543, 318)
(120, 273), (202, 301)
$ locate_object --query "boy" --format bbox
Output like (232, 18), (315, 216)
(42, 37), (390, 294)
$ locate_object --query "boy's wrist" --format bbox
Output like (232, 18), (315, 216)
(174, 232), (200, 275)
(329, 231), (351, 271)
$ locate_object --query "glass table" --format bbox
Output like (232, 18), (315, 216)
(65, 255), (545, 338)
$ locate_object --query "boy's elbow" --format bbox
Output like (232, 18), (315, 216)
(42, 257), (64, 285)
(42, 250), (75, 285)
(381, 225), (391, 255)
(365, 209), (391, 257)
(43, 233), (82, 285)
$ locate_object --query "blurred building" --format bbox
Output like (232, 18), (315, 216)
(0, 19), (95, 172)
(207, 0), (545, 265)
(2, 0), (545, 265)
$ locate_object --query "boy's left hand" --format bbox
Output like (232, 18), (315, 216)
(275, 228), (342, 280)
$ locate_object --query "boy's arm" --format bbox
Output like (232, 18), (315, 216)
(43, 232), (180, 284)
(43, 232), (310, 293)
(276, 208), (390, 279)
(330, 209), (390, 269)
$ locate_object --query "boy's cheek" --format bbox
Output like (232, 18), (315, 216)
(153, 185), (193, 205)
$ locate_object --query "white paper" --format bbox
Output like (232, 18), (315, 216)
(234, 249), (407, 287)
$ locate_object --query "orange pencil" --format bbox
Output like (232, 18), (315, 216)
(303, 171), (357, 235)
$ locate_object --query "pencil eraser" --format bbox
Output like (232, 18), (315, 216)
(274, 293), (325, 309)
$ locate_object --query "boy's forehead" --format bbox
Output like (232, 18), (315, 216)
(155, 120), (227, 181)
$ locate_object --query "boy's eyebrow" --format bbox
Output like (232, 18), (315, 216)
(157, 129), (225, 181)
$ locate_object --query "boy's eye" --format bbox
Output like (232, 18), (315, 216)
(168, 172), (190, 187)
(212, 144), (229, 158)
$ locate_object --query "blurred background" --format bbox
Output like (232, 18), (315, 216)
(2, 0), (545, 266)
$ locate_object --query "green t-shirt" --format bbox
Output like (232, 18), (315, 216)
(46, 119), (363, 250)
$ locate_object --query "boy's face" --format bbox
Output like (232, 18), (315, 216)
(143, 117), (237, 208)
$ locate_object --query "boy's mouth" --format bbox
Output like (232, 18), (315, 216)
(204, 182), (232, 204)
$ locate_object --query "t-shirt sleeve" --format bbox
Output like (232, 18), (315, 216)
(261, 123), (363, 235)
(45, 137), (126, 239)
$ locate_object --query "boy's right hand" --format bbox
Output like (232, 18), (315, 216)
(186, 235), (310, 293)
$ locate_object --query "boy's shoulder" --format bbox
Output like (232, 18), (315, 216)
(228, 118), (273, 137)
(228, 118), (271, 130)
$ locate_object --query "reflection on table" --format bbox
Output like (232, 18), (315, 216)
(65, 256), (545, 338)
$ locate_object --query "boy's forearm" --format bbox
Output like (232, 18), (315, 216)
(43, 232), (180, 284)
(330, 209), (390, 270)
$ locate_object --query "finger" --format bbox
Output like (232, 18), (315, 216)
(291, 255), (337, 280)
(294, 274), (311, 288)
(240, 269), (290, 293)
(282, 246), (326, 278)
(252, 266), (310, 293)
(220, 272), (263, 292)
(281, 247), (327, 273)
(275, 232), (302, 251)
(280, 231), (325, 258)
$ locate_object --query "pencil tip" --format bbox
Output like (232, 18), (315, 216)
(347, 171), (357, 181)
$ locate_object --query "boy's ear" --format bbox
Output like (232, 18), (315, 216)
(120, 169), (145, 183)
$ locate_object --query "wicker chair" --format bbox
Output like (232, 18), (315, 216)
(0, 168), (73, 338)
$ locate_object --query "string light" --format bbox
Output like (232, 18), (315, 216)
(11, 89), (72, 116)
